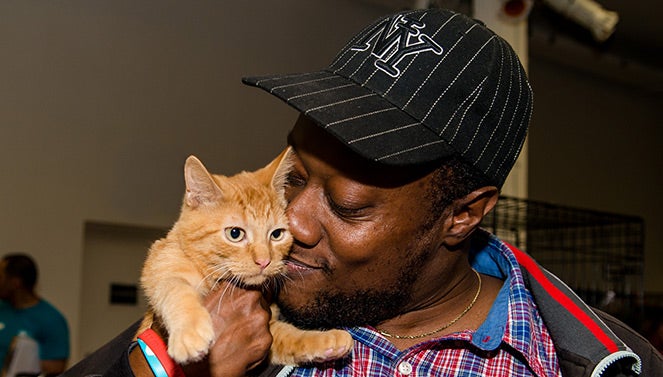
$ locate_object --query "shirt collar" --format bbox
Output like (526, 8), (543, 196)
(469, 229), (542, 357)
(468, 230), (514, 350)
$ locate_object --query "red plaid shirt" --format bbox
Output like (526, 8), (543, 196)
(288, 233), (561, 377)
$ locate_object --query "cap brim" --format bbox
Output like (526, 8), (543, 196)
(242, 70), (457, 166)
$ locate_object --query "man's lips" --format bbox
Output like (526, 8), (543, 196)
(284, 257), (322, 273)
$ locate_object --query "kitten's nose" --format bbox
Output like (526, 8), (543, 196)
(255, 258), (271, 271)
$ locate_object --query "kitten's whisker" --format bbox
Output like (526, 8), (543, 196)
(197, 266), (226, 291)
(214, 292), (224, 315)
(227, 278), (242, 311)
(293, 268), (306, 283)
(196, 279), (209, 292)
(210, 280), (221, 293)
(215, 278), (236, 315)
(202, 265), (217, 274)
(212, 270), (232, 291)
(273, 273), (290, 293)
(280, 271), (294, 283)
(220, 274), (244, 311)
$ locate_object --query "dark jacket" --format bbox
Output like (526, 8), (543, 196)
(510, 243), (662, 377)
(62, 245), (662, 377)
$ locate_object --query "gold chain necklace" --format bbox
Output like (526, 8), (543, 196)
(377, 269), (482, 340)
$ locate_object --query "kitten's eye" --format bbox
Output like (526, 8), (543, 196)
(270, 228), (286, 241)
(224, 227), (245, 242)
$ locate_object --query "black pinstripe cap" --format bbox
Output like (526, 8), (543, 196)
(243, 8), (533, 187)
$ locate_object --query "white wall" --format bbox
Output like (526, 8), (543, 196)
(528, 50), (663, 296)
(0, 0), (388, 363)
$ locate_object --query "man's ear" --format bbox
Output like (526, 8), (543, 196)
(443, 186), (499, 248)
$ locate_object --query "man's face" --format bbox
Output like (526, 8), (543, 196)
(0, 260), (12, 300)
(277, 116), (451, 329)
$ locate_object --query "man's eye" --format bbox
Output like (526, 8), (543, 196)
(327, 196), (366, 219)
(286, 173), (306, 187)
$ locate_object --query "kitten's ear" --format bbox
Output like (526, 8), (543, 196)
(184, 155), (222, 208)
(259, 147), (294, 195)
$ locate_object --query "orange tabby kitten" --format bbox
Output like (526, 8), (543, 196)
(137, 148), (353, 365)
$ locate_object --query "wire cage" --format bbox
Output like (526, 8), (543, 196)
(481, 195), (645, 327)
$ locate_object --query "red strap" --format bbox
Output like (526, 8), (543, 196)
(137, 328), (186, 377)
(507, 242), (619, 353)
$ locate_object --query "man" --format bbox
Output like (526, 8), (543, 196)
(0, 253), (70, 376)
(63, 8), (661, 377)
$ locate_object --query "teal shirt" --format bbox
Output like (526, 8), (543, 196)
(0, 299), (69, 364)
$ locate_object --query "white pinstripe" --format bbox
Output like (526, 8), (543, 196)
(376, 139), (446, 161)
(287, 83), (355, 101)
(255, 72), (320, 86)
(463, 40), (506, 156)
(422, 34), (496, 125)
(403, 22), (479, 111)
(476, 42), (513, 166)
(449, 76), (487, 142)
(268, 74), (336, 92)
(495, 80), (531, 179)
(487, 41), (524, 174)
(336, 48), (364, 75)
(348, 122), (420, 144)
(325, 107), (397, 128)
(304, 93), (378, 116)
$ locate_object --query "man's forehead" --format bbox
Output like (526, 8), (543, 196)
(288, 115), (436, 188)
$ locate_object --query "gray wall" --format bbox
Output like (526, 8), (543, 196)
(528, 39), (662, 296)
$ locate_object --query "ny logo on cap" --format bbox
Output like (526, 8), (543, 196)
(350, 14), (443, 78)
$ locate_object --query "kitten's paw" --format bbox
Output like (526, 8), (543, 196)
(270, 318), (355, 366)
(279, 329), (353, 365)
(167, 313), (215, 364)
(308, 329), (354, 363)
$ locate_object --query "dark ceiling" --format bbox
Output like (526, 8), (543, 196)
(528, 0), (662, 71)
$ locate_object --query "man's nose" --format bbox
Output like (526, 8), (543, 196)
(286, 188), (322, 247)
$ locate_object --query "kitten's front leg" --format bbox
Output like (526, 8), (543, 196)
(268, 305), (354, 365)
(162, 286), (216, 364)
(145, 270), (216, 363)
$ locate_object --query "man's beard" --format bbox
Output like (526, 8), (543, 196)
(277, 285), (408, 330)
(276, 251), (427, 330)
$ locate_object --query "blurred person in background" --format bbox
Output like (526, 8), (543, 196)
(0, 253), (69, 376)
